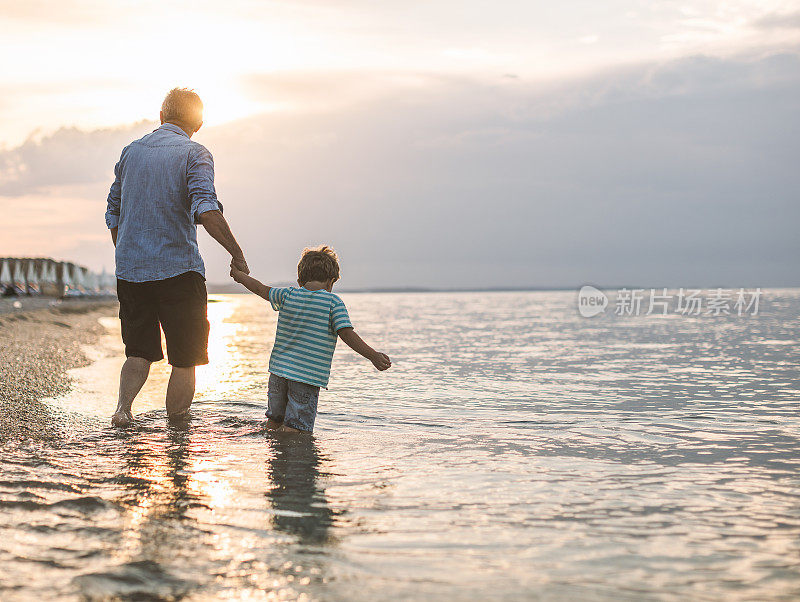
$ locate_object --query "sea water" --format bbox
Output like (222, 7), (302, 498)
(1, 290), (799, 600)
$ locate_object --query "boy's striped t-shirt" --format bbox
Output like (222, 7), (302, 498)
(267, 286), (352, 388)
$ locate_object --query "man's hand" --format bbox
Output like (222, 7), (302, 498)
(370, 352), (392, 371)
(230, 267), (247, 283)
(231, 256), (249, 275)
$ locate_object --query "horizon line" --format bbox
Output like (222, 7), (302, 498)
(207, 283), (800, 294)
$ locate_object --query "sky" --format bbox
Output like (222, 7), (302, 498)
(0, 0), (799, 288)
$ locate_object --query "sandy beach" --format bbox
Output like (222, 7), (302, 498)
(0, 299), (117, 442)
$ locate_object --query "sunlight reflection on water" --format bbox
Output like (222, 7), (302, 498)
(1, 290), (799, 600)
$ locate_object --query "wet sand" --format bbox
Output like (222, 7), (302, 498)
(0, 300), (117, 442)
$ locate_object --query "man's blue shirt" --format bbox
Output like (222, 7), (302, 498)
(105, 123), (222, 282)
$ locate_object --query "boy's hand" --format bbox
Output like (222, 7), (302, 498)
(230, 267), (246, 283)
(370, 351), (392, 371)
(337, 328), (391, 371)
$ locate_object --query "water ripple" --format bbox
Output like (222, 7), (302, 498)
(0, 291), (798, 600)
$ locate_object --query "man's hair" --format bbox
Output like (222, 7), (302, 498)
(297, 246), (340, 285)
(161, 88), (203, 129)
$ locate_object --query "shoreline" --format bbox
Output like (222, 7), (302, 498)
(0, 296), (116, 318)
(0, 300), (118, 442)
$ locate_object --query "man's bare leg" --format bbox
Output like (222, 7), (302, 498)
(166, 366), (195, 419)
(112, 357), (151, 427)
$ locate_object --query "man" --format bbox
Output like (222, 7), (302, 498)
(105, 87), (248, 427)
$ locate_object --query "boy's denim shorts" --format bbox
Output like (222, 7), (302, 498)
(267, 373), (320, 432)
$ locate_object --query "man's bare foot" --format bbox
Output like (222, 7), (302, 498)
(111, 409), (133, 427)
(277, 425), (305, 434)
(266, 418), (283, 430)
(167, 410), (191, 427)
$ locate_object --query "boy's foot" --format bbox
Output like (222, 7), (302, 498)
(111, 409), (133, 427)
(266, 418), (283, 430)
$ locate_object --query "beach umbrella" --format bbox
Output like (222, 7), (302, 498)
(39, 260), (58, 296)
(0, 259), (11, 286)
(99, 267), (113, 291)
(61, 263), (73, 289)
(25, 259), (40, 295)
(12, 260), (26, 294)
(73, 265), (83, 292)
(85, 271), (99, 294)
(45, 261), (58, 283)
(35, 259), (46, 283)
(100, 268), (117, 295)
(73, 265), (86, 291)
(0, 259), (11, 295)
(53, 262), (62, 295)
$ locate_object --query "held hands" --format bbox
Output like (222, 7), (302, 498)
(230, 267), (246, 283)
(230, 256), (249, 275)
(370, 351), (392, 371)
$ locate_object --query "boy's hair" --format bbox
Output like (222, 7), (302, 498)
(297, 246), (340, 285)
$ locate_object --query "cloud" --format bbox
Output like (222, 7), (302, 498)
(0, 121), (154, 195)
(208, 48), (800, 287)
(1, 48), (799, 287)
(753, 10), (800, 30)
(0, 0), (96, 23)
(0, 0), (250, 24)
(240, 70), (462, 110)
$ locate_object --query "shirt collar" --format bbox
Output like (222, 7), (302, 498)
(158, 122), (190, 138)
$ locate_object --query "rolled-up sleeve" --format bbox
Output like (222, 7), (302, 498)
(105, 151), (123, 229)
(187, 144), (223, 223)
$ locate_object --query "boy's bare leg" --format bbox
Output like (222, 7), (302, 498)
(112, 357), (151, 427)
(266, 418), (282, 430)
(166, 366), (195, 418)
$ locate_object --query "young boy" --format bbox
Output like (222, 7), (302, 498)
(230, 245), (391, 433)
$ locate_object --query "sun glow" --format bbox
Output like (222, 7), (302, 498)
(107, 77), (272, 134)
(195, 295), (249, 400)
(189, 79), (270, 128)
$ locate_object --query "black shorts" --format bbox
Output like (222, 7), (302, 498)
(117, 271), (209, 367)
